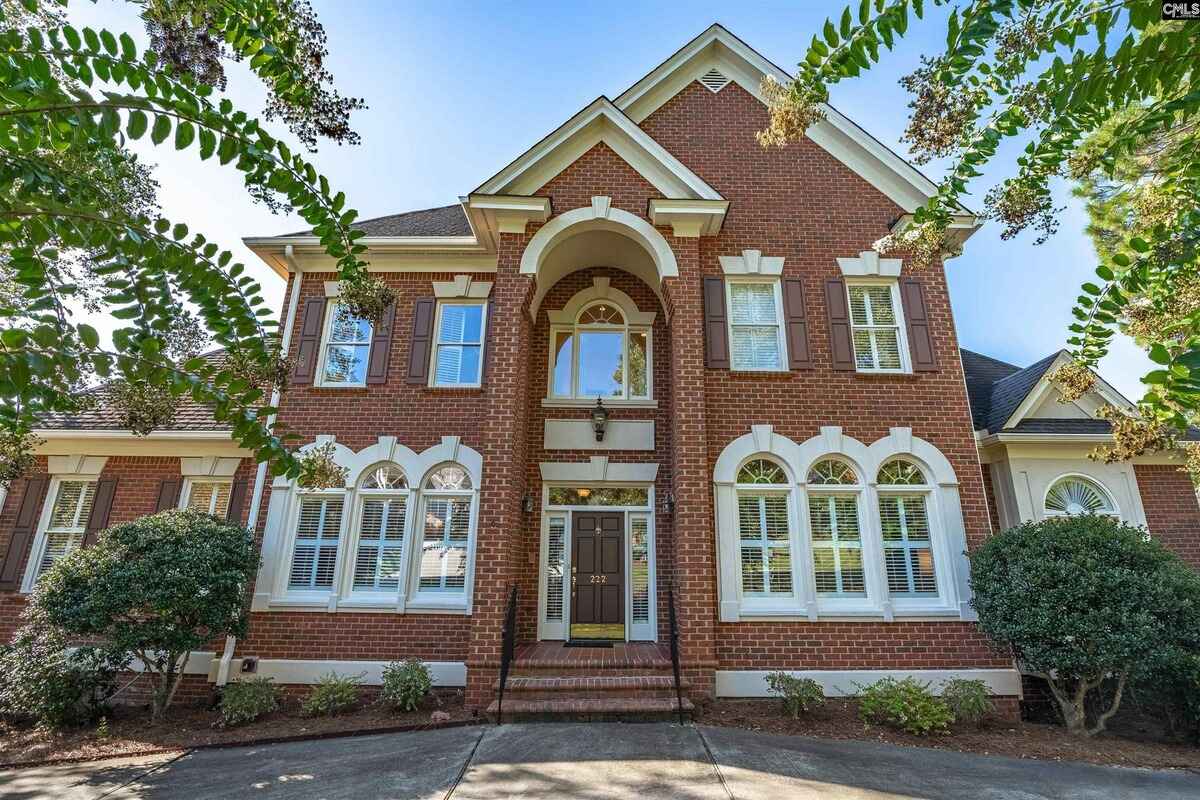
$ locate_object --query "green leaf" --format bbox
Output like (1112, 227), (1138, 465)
(1149, 343), (1171, 365)
(150, 115), (171, 145)
(174, 121), (195, 150)
(127, 110), (148, 140)
(823, 19), (839, 47)
(78, 324), (100, 349)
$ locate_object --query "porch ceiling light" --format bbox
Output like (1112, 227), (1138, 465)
(591, 398), (610, 442)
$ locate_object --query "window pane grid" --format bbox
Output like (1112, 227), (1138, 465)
(545, 516), (566, 622)
(809, 494), (865, 596)
(631, 516), (650, 623)
(352, 497), (407, 591)
(187, 481), (231, 516)
(419, 496), (471, 592)
(37, 481), (97, 578)
(289, 497), (344, 590)
(434, 303), (485, 386)
(738, 494), (793, 597)
(729, 283), (782, 370)
(879, 495), (936, 595)
(322, 304), (372, 385)
(849, 286), (902, 371)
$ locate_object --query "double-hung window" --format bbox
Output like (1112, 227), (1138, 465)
(807, 459), (866, 597)
(550, 302), (651, 400)
(287, 494), (345, 591)
(416, 465), (474, 596)
(319, 303), (373, 386)
(847, 282), (906, 372)
(432, 302), (486, 387)
(735, 459), (794, 599)
(727, 281), (786, 371)
(185, 480), (231, 516)
(876, 459), (937, 596)
(33, 480), (96, 580)
(351, 464), (409, 593)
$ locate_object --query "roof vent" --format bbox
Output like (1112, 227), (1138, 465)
(699, 67), (730, 93)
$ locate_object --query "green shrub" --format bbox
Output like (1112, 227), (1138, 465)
(857, 677), (954, 735)
(969, 515), (1200, 736)
(379, 659), (432, 712)
(940, 678), (993, 726)
(32, 509), (259, 720)
(764, 672), (825, 718)
(301, 672), (362, 717)
(1129, 647), (1200, 743)
(219, 677), (280, 727)
(0, 612), (127, 729)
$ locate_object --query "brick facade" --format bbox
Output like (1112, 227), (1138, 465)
(1134, 464), (1200, 568)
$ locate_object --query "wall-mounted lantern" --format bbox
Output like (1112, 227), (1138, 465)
(591, 398), (610, 442)
(663, 492), (676, 515)
(522, 494), (535, 514)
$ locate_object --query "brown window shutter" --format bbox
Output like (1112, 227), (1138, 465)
(290, 296), (328, 385)
(365, 302), (397, 385)
(0, 476), (49, 590)
(782, 278), (813, 370)
(900, 277), (938, 371)
(824, 278), (855, 371)
(702, 277), (730, 369)
(82, 478), (118, 548)
(480, 298), (495, 385)
(225, 479), (249, 524)
(406, 296), (436, 384)
(154, 479), (182, 512)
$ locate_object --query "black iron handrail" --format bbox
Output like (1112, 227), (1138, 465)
(667, 582), (685, 724)
(496, 583), (518, 725)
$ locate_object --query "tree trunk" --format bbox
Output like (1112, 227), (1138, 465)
(152, 652), (189, 721)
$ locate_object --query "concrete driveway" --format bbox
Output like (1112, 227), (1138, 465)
(3, 722), (1197, 800)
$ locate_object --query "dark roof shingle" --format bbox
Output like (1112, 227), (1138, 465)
(286, 204), (472, 238)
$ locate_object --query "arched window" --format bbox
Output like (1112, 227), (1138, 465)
(551, 300), (651, 400)
(351, 463), (409, 592)
(876, 459), (936, 596)
(1044, 476), (1116, 517)
(735, 458), (793, 598)
(418, 463), (475, 593)
(806, 459), (864, 597)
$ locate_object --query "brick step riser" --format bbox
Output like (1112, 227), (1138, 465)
(490, 710), (692, 723)
(494, 678), (689, 691)
(510, 667), (673, 678)
(502, 688), (684, 701)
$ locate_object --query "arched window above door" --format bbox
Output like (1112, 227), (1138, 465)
(548, 280), (653, 401)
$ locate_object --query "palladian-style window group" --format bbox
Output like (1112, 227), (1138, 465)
(551, 302), (650, 400)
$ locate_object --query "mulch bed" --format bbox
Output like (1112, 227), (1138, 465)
(0, 690), (477, 769)
(699, 699), (1200, 771)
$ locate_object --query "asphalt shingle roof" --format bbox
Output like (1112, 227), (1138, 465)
(286, 204), (472, 238)
(960, 348), (1070, 433)
(959, 349), (1021, 430)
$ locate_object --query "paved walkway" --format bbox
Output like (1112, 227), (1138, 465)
(3, 723), (1198, 799)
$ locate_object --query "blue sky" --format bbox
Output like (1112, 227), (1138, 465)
(71, 1), (1151, 399)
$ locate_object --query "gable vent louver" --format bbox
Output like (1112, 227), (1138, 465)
(699, 67), (731, 93)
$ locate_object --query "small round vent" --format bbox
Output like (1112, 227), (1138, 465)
(699, 67), (730, 93)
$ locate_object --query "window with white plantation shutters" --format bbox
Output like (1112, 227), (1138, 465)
(432, 302), (486, 387)
(737, 494), (793, 596)
(728, 282), (785, 371)
(848, 284), (904, 372)
(186, 481), (231, 516)
(288, 496), (344, 590)
(807, 458), (864, 596)
(418, 464), (474, 594)
(35, 480), (96, 579)
(631, 515), (650, 622)
(353, 497), (406, 591)
(545, 516), (566, 622)
(1044, 476), (1117, 517)
(879, 496), (936, 594)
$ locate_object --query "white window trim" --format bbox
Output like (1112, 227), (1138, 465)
(21, 475), (103, 593)
(408, 486), (479, 610)
(316, 302), (373, 388)
(845, 278), (911, 374)
(724, 277), (788, 373)
(547, 301), (653, 401)
(713, 425), (970, 623)
(734, 483), (802, 615)
(180, 478), (233, 515)
(1041, 472), (1120, 518)
(430, 299), (488, 389)
(339, 473), (413, 607)
(275, 488), (350, 607)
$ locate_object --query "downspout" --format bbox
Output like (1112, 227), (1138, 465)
(216, 247), (304, 686)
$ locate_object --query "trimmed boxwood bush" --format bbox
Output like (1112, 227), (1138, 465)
(970, 515), (1200, 737)
(219, 677), (280, 727)
(857, 677), (954, 735)
(764, 672), (825, 718)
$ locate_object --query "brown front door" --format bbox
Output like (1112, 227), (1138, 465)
(570, 512), (624, 640)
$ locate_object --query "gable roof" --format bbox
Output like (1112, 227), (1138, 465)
(473, 97), (724, 200)
(982, 351), (1063, 433)
(959, 349), (1021, 430)
(286, 204), (471, 238)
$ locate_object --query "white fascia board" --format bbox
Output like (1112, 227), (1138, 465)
(614, 24), (955, 220)
(1002, 352), (1135, 431)
(474, 98), (723, 201)
(467, 193), (552, 236)
(244, 235), (482, 250)
(34, 428), (235, 440)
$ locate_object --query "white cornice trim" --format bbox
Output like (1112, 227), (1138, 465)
(539, 457), (659, 483)
(46, 454), (108, 476)
(1002, 352), (1136, 432)
(433, 275), (493, 299)
(466, 194), (552, 236)
(473, 97), (723, 201)
(719, 249), (784, 276)
(837, 250), (902, 278)
(34, 429), (235, 440)
(647, 198), (728, 237)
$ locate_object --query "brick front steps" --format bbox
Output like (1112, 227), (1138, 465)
(486, 642), (692, 722)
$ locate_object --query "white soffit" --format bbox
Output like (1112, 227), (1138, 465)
(474, 98), (723, 201)
(614, 24), (948, 216)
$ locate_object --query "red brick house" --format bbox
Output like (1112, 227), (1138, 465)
(2, 25), (1196, 718)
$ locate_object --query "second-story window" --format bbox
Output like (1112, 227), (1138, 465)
(319, 303), (373, 386)
(550, 302), (651, 400)
(727, 281), (786, 371)
(432, 301), (487, 387)
(847, 282), (907, 372)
